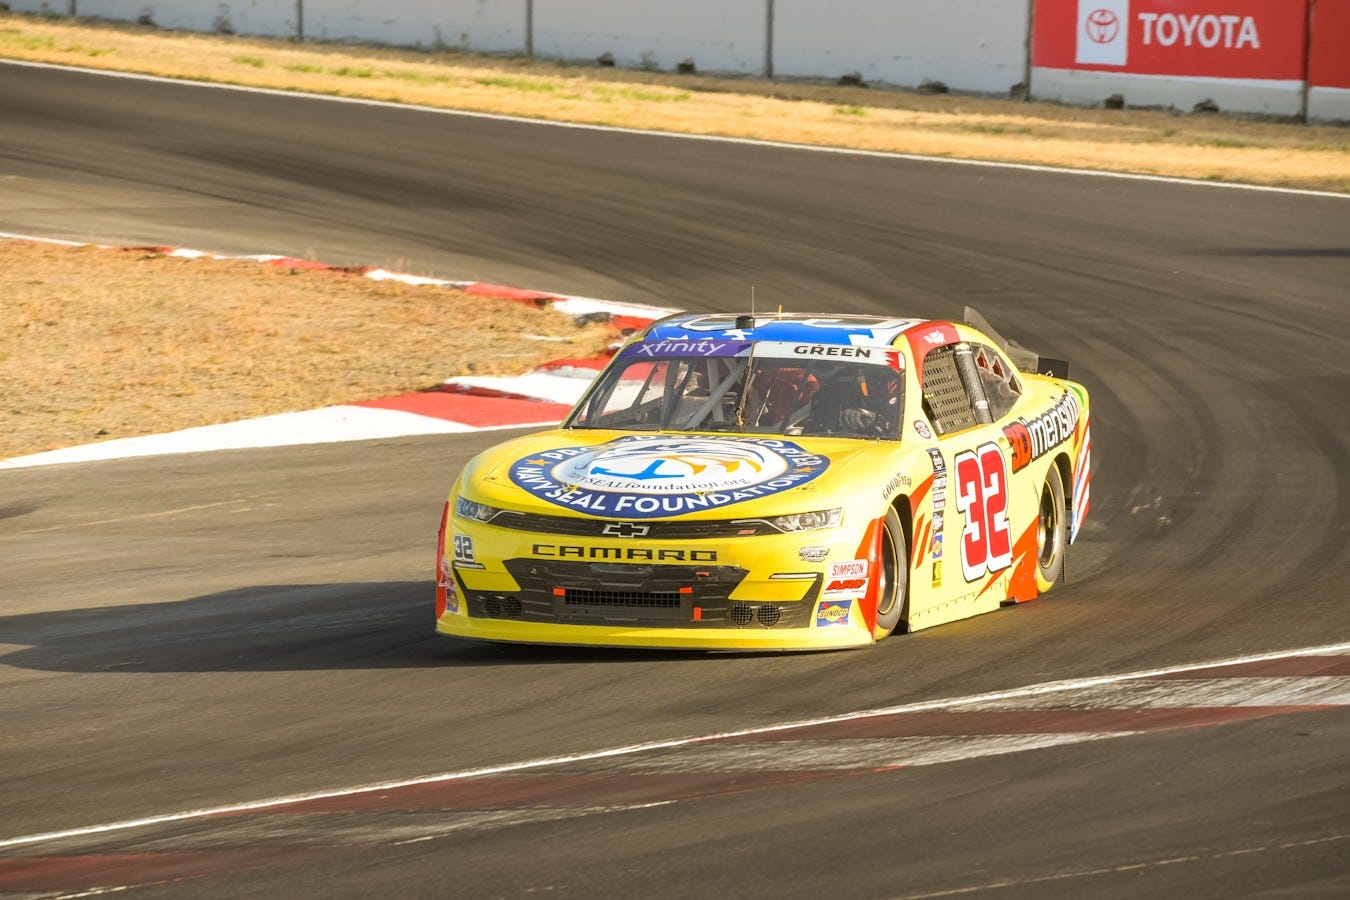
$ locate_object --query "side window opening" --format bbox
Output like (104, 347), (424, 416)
(921, 341), (1021, 435)
(972, 343), (1022, 421)
(920, 344), (981, 435)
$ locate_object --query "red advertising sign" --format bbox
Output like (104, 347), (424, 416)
(1308, 0), (1350, 88)
(1033, 0), (1309, 80)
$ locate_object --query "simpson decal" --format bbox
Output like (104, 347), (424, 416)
(510, 435), (829, 518)
(824, 559), (869, 597)
(829, 559), (868, 580)
(1003, 391), (1082, 473)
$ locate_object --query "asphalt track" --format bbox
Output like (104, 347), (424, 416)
(2, 63), (1349, 897)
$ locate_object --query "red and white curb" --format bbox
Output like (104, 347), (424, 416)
(0, 233), (677, 470)
(0, 642), (1346, 894)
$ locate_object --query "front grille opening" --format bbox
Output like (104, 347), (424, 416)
(729, 604), (754, 625)
(756, 605), (782, 626)
(482, 595), (523, 619)
(562, 588), (681, 608)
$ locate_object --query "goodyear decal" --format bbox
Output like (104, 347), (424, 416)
(1003, 391), (1081, 473)
(510, 435), (829, 518)
(816, 599), (852, 627)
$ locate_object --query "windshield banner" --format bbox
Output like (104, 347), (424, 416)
(621, 338), (752, 359)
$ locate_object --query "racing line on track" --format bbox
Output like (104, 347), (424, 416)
(1, 642), (1347, 895)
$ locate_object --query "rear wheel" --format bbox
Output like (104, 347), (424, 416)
(874, 508), (909, 639)
(1035, 464), (1067, 592)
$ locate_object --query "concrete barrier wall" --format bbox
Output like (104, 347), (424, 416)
(304, 0), (523, 51)
(533, 0), (765, 73)
(1029, 0), (1311, 117)
(12, 1), (1346, 119)
(773, 0), (1030, 94)
(1308, 0), (1350, 122)
(16, 1), (299, 35)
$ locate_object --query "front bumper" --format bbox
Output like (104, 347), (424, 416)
(436, 514), (877, 650)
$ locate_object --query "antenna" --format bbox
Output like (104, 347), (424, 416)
(736, 287), (756, 332)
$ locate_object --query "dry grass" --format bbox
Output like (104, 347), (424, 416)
(2, 13), (1347, 192)
(2, 14), (1346, 459)
(0, 241), (611, 459)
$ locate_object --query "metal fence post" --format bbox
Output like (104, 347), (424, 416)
(526, 0), (534, 57)
(764, 0), (774, 78)
(296, 0), (304, 41)
(1301, 0), (1315, 121)
(1022, 0), (1034, 100)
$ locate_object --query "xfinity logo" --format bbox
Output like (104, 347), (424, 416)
(602, 522), (650, 537)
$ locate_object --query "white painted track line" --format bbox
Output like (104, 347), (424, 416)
(2, 640), (1347, 851)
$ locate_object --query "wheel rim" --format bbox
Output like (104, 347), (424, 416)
(1037, 482), (1060, 568)
(877, 524), (898, 616)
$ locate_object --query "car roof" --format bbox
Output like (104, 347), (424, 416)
(643, 313), (932, 347)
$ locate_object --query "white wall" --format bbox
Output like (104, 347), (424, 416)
(304, 0), (524, 51)
(773, 0), (1029, 94)
(1029, 68), (1305, 118)
(11, 1), (300, 36)
(15, 1), (1333, 116)
(532, 0), (764, 73)
(1308, 87), (1350, 123)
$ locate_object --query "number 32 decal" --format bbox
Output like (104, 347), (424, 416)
(954, 443), (1012, 582)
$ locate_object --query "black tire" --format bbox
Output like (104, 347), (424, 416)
(875, 508), (909, 638)
(1036, 463), (1067, 591)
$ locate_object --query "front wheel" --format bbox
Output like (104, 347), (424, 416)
(874, 508), (909, 639)
(1035, 464), (1067, 592)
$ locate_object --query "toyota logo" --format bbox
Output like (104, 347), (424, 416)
(1085, 8), (1120, 44)
(602, 522), (650, 537)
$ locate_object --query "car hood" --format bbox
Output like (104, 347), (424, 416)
(460, 429), (908, 520)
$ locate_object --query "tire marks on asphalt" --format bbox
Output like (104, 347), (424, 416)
(2, 643), (1347, 896)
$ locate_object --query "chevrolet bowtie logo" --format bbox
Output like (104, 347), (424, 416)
(602, 522), (651, 537)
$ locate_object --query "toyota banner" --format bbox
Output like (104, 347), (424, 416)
(1034, 0), (1309, 81)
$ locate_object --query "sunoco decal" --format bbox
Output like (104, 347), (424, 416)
(816, 599), (851, 627)
(1003, 391), (1081, 473)
(510, 435), (829, 518)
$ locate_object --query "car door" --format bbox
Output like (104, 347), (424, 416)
(918, 340), (1019, 609)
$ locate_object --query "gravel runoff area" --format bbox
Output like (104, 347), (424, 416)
(0, 240), (612, 460)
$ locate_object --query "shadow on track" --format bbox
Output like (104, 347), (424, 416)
(0, 581), (745, 673)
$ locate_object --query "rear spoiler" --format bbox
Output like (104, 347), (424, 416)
(963, 306), (1069, 380)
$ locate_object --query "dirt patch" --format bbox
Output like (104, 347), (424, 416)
(0, 241), (611, 459)
(1, 13), (1347, 192)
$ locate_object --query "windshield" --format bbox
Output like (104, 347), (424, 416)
(567, 345), (903, 440)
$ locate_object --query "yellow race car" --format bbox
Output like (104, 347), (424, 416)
(436, 311), (1091, 650)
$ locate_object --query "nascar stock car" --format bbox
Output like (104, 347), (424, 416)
(436, 311), (1091, 650)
